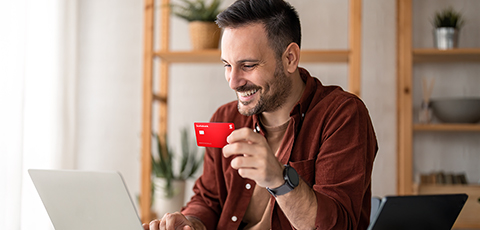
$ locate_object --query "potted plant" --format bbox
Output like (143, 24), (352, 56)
(432, 6), (465, 49)
(151, 127), (204, 217)
(170, 0), (223, 50)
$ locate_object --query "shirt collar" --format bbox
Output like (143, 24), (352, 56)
(290, 67), (316, 118)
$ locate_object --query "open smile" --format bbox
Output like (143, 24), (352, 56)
(239, 89), (258, 97)
(237, 88), (259, 104)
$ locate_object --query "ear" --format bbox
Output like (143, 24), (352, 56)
(283, 42), (300, 74)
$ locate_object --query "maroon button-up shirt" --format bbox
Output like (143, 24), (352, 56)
(182, 68), (378, 230)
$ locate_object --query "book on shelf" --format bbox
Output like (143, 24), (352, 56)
(420, 171), (468, 185)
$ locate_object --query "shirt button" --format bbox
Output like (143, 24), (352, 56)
(245, 183), (252, 189)
(232, 216), (238, 222)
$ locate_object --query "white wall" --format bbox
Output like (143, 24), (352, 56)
(361, 0), (397, 196)
(76, 0), (143, 197)
(74, 0), (399, 202)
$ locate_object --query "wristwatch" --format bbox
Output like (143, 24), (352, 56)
(266, 165), (299, 197)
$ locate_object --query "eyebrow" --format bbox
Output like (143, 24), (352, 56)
(221, 58), (260, 64)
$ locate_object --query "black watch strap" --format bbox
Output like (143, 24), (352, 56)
(266, 165), (299, 197)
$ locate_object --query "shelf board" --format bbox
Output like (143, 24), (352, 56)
(154, 50), (221, 63)
(413, 48), (480, 63)
(414, 123), (480, 132)
(154, 49), (350, 63)
(416, 183), (480, 190)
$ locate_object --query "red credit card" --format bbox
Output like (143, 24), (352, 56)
(194, 122), (235, 148)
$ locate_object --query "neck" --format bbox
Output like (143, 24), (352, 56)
(260, 71), (305, 127)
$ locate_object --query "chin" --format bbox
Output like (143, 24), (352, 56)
(238, 101), (263, 116)
(237, 103), (253, 116)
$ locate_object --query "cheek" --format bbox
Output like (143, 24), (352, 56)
(225, 75), (229, 83)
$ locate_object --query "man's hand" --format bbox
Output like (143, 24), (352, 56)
(222, 127), (284, 188)
(143, 212), (202, 230)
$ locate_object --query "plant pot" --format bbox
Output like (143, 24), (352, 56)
(434, 27), (458, 50)
(152, 178), (186, 217)
(189, 21), (221, 50)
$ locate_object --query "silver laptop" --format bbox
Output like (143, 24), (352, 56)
(368, 194), (468, 230)
(28, 169), (144, 230)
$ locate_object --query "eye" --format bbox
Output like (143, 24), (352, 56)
(242, 64), (257, 70)
(223, 63), (231, 68)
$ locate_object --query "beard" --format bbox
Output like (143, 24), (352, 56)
(236, 61), (292, 116)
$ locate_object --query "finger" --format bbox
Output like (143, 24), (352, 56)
(164, 213), (176, 230)
(238, 167), (261, 180)
(163, 212), (189, 230)
(227, 127), (261, 144)
(230, 154), (262, 169)
(143, 223), (150, 230)
(233, 156), (267, 178)
(183, 226), (192, 230)
(149, 219), (160, 230)
(159, 213), (170, 230)
(223, 141), (259, 158)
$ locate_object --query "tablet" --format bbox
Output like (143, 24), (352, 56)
(368, 194), (468, 230)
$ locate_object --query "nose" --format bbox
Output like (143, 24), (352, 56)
(226, 67), (246, 90)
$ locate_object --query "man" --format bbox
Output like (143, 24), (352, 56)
(145, 0), (377, 229)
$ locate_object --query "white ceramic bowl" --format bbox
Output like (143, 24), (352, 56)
(430, 98), (480, 123)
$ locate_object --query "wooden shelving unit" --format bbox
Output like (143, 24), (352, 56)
(397, 0), (480, 228)
(413, 48), (480, 63)
(414, 124), (480, 132)
(140, 0), (363, 222)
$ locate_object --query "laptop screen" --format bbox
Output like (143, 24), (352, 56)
(29, 169), (144, 230)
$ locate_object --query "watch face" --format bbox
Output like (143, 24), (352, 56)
(286, 166), (299, 187)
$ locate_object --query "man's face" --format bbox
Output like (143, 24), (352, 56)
(221, 23), (291, 116)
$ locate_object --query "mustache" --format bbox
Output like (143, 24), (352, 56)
(235, 84), (261, 92)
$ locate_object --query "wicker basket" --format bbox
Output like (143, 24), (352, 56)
(189, 21), (221, 50)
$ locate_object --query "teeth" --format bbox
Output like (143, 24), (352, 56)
(240, 89), (258, 97)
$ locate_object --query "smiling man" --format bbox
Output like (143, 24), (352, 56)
(145, 0), (377, 230)
(221, 22), (296, 118)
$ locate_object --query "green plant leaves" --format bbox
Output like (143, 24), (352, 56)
(432, 6), (464, 29)
(151, 127), (204, 198)
(171, 0), (223, 22)
(179, 128), (205, 179)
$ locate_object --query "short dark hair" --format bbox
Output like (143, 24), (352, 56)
(216, 0), (301, 58)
